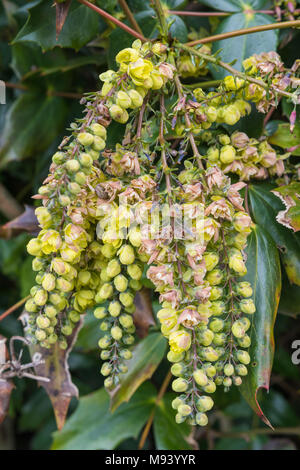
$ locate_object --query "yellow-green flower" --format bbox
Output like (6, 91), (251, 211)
(116, 47), (139, 64)
(128, 58), (153, 86)
(39, 229), (62, 255)
(169, 329), (191, 353)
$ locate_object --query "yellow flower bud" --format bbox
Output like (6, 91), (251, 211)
(98, 283), (113, 300)
(127, 264), (142, 280)
(178, 404), (192, 417)
(44, 305), (58, 318)
(236, 282), (253, 298)
(106, 259), (121, 278)
(195, 412), (208, 426)
(111, 325), (123, 341)
(101, 362), (113, 376)
(116, 90), (132, 109)
(74, 289), (94, 311)
(90, 122), (107, 138)
(128, 227), (142, 247)
(77, 132), (94, 146)
(39, 230), (62, 255)
(35, 329), (47, 342)
(150, 71), (163, 89)
(119, 244), (135, 265)
(236, 350), (251, 365)
(119, 313), (133, 329)
(169, 330), (191, 353)
(109, 104), (129, 123)
(34, 289), (48, 306)
(25, 299), (37, 313)
(35, 207), (52, 229)
(172, 378), (188, 392)
(240, 298), (256, 314)
(66, 159), (80, 173)
(114, 274), (128, 292)
(42, 273), (56, 291)
(196, 396), (214, 412)
(116, 47), (139, 64)
(203, 252), (219, 271)
(220, 145), (236, 164)
(224, 75), (245, 91)
(207, 147), (219, 163)
(193, 369), (208, 387)
(27, 238), (43, 256)
(119, 292), (134, 307)
(206, 269), (223, 286)
(128, 89), (143, 108)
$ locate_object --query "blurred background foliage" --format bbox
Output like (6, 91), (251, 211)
(0, 0), (300, 451)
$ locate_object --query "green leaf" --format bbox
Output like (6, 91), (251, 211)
(13, 1), (100, 51)
(0, 91), (68, 168)
(51, 382), (156, 450)
(240, 225), (281, 428)
(198, 0), (268, 12)
(110, 332), (166, 412)
(153, 393), (193, 450)
(211, 13), (277, 79)
(269, 122), (300, 155)
(272, 182), (300, 233)
(249, 183), (300, 286)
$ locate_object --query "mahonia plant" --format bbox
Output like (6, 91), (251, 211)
(24, 33), (300, 427)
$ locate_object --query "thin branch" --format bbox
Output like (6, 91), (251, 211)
(151, 0), (169, 38)
(169, 9), (300, 17)
(138, 370), (172, 449)
(177, 44), (297, 102)
(174, 75), (203, 169)
(77, 0), (147, 42)
(186, 19), (300, 46)
(0, 296), (30, 323)
(118, 0), (144, 36)
(184, 80), (222, 89)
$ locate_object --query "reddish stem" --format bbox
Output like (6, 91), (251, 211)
(77, 0), (147, 42)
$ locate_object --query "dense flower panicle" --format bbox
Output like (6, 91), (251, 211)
(26, 40), (300, 426)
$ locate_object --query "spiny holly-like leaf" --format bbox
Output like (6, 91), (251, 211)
(55, 0), (72, 40)
(13, 1), (100, 52)
(22, 315), (83, 430)
(211, 13), (277, 79)
(249, 183), (300, 285)
(272, 182), (300, 233)
(0, 205), (38, 239)
(241, 225), (281, 428)
(110, 332), (166, 412)
(52, 382), (156, 450)
(133, 288), (155, 338)
(153, 393), (196, 450)
(0, 336), (14, 424)
(269, 122), (300, 155)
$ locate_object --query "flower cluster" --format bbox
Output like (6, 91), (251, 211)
(147, 164), (255, 425)
(204, 131), (288, 180)
(25, 40), (286, 427)
(100, 40), (174, 124)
